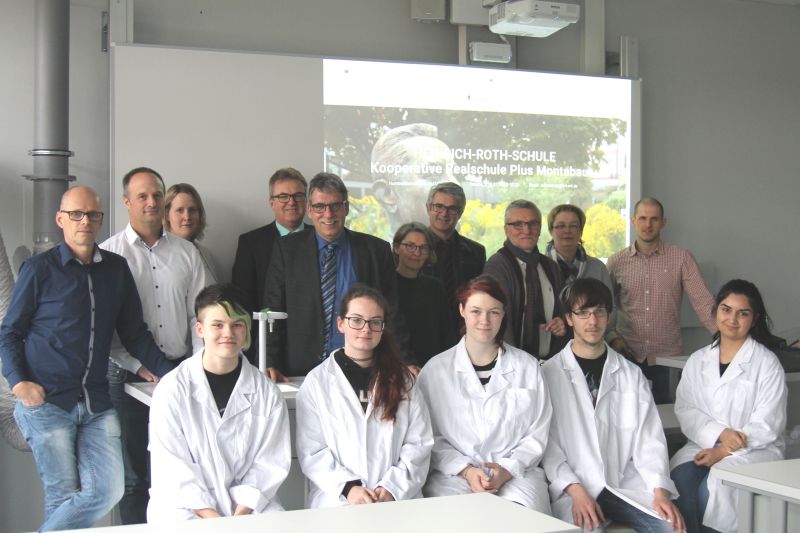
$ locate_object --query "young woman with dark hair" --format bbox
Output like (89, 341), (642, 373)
(295, 284), (433, 508)
(670, 279), (788, 533)
(417, 274), (553, 512)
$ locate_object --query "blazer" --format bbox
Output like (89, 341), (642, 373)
(232, 222), (311, 364)
(263, 228), (405, 376)
(423, 231), (486, 290)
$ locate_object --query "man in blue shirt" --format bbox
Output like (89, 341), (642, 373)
(0, 186), (174, 531)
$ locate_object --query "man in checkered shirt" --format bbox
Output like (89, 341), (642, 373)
(607, 197), (716, 404)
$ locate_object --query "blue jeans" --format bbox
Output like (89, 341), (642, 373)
(14, 400), (123, 531)
(671, 462), (719, 533)
(593, 488), (675, 533)
(107, 360), (151, 525)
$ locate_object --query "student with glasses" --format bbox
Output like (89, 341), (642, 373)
(263, 172), (408, 381)
(484, 199), (567, 360)
(232, 168), (310, 366)
(296, 285), (433, 508)
(542, 277), (684, 532)
(392, 223), (457, 370)
(418, 275), (552, 512)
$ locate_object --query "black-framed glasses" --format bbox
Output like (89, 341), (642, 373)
(60, 210), (104, 222)
(343, 316), (385, 332)
(571, 308), (609, 320)
(552, 223), (581, 231)
(429, 203), (462, 216)
(506, 220), (541, 230)
(309, 201), (348, 214)
(398, 242), (431, 254)
(271, 192), (307, 204)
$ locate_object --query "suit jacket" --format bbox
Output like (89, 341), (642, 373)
(263, 228), (407, 376)
(232, 222), (311, 364)
(423, 230), (486, 288)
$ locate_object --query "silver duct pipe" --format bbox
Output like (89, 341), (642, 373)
(24, 0), (75, 255)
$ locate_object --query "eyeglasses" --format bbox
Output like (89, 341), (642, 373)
(60, 210), (104, 222)
(343, 316), (385, 332)
(552, 223), (581, 232)
(398, 242), (431, 254)
(309, 201), (348, 214)
(571, 308), (609, 320)
(271, 192), (307, 204)
(429, 203), (462, 216)
(506, 220), (541, 231)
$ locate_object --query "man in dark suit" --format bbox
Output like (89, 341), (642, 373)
(422, 182), (487, 326)
(232, 168), (310, 364)
(263, 172), (404, 380)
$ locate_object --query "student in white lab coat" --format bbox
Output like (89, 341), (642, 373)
(670, 279), (787, 533)
(542, 277), (684, 532)
(418, 274), (552, 512)
(296, 284), (433, 508)
(147, 283), (291, 522)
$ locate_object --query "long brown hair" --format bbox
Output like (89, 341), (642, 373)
(338, 284), (412, 422)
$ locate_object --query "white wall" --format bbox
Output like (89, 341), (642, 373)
(1, 0), (799, 530)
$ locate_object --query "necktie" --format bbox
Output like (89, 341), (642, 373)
(320, 243), (338, 359)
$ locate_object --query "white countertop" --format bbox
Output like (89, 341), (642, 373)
(712, 458), (800, 505)
(63, 493), (579, 533)
(125, 378), (302, 409)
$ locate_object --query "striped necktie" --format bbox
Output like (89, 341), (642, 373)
(320, 243), (338, 359)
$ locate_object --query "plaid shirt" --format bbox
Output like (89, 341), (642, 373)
(607, 241), (716, 364)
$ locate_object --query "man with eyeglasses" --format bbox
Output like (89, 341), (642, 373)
(264, 172), (405, 380)
(0, 186), (174, 531)
(542, 277), (684, 533)
(232, 167), (310, 364)
(484, 199), (567, 359)
(423, 182), (486, 326)
(100, 167), (207, 524)
(606, 197), (715, 404)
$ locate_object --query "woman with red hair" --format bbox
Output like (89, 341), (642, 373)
(417, 274), (553, 512)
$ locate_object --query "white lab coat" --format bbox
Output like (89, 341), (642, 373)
(417, 339), (552, 512)
(295, 354), (433, 508)
(147, 351), (291, 522)
(542, 342), (677, 524)
(670, 336), (787, 533)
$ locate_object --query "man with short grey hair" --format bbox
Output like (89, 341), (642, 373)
(484, 199), (568, 359)
(423, 182), (486, 326)
(264, 172), (406, 381)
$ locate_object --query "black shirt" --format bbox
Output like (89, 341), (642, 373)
(204, 357), (242, 416)
(574, 348), (607, 406)
(334, 349), (373, 412)
(473, 358), (497, 387)
(395, 272), (457, 366)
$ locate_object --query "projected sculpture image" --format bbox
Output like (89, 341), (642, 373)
(370, 123), (457, 230)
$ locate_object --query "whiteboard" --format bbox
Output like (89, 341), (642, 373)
(111, 44), (323, 281)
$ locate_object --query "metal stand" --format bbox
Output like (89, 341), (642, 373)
(253, 310), (288, 373)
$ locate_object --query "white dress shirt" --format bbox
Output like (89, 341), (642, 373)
(101, 224), (207, 372)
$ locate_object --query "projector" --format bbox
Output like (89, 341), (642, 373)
(489, 0), (580, 38)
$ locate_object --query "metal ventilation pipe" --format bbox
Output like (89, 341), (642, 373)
(24, 0), (75, 255)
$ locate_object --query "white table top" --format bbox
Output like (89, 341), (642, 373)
(125, 378), (302, 409)
(654, 355), (800, 381)
(712, 458), (800, 505)
(63, 493), (579, 533)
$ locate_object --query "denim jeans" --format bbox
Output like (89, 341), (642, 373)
(14, 400), (123, 532)
(107, 360), (151, 524)
(592, 488), (675, 533)
(671, 462), (720, 533)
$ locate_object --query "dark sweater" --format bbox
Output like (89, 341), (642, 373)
(396, 272), (458, 366)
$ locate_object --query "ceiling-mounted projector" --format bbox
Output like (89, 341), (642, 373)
(489, 0), (580, 38)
